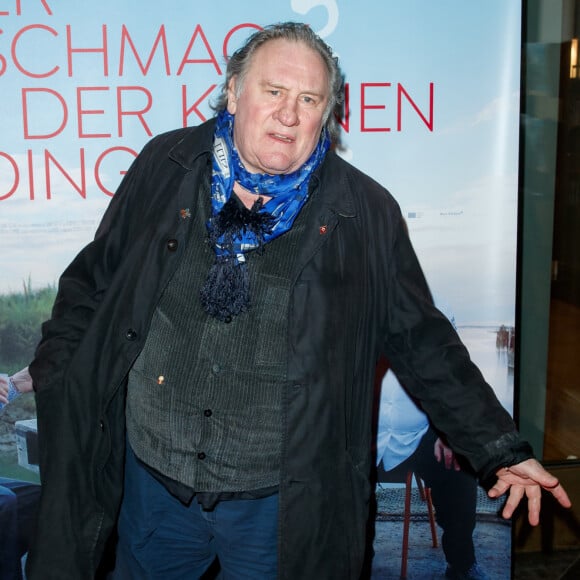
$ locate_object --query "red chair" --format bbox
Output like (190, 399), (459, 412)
(400, 471), (438, 578)
(378, 470), (439, 579)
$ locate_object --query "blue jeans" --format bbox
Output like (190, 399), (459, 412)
(112, 445), (278, 579)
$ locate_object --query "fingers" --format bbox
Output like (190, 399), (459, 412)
(524, 486), (542, 526)
(489, 477), (572, 527)
(488, 478), (509, 499)
(434, 441), (442, 463)
(441, 448), (450, 469)
(501, 484), (526, 520)
(498, 485), (541, 527)
(547, 482), (572, 509)
(12, 367), (33, 393)
(509, 460), (572, 509)
(433, 439), (457, 470)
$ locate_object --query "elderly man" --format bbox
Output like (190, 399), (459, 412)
(25, 22), (569, 580)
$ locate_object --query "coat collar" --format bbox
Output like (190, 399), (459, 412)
(167, 118), (216, 169)
(310, 151), (357, 219)
(167, 117), (356, 219)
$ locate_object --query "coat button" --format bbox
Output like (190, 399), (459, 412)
(197, 452), (206, 460)
(167, 239), (178, 252)
(211, 364), (221, 374)
(204, 409), (212, 417)
(125, 329), (137, 341)
(223, 315), (232, 323)
(99, 420), (105, 432)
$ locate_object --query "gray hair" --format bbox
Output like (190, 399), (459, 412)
(212, 22), (344, 144)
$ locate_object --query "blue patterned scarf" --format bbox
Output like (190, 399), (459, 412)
(200, 109), (330, 321)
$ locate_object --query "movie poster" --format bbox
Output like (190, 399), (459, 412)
(0, 1), (520, 577)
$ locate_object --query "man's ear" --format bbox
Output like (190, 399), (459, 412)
(227, 76), (238, 114)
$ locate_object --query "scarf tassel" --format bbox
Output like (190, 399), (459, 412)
(200, 257), (250, 322)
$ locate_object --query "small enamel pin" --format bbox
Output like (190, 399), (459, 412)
(180, 208), (191, 219)
(319, 225), (328, 235)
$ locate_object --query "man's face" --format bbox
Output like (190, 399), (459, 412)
(227, 38), (330, 175)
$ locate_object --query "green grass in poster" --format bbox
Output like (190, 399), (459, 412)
(0, 280), (56, 374)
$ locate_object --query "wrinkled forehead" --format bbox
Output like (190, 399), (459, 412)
(244, 38), (330, 92)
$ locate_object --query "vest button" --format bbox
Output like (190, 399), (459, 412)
(167, 239), (178, 252)
(197, 452), (206, 460)
(204, 409), (212, 417)
(211, 364), (221, 374)
(125, 329), (137, 341)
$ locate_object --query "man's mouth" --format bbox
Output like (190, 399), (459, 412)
(270, 133), (295, 143)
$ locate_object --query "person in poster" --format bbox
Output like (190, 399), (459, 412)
(376, 367), (483, 579)
(23, 21), (570, 580)
(0, 372), (40, 580)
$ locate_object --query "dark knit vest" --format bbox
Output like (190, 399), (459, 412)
(126, 181), (312, 493)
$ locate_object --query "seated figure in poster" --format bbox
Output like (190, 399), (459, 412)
(1, 370), (41, 580)
(376, 366), (489, 580)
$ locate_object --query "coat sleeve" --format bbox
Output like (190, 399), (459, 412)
(381, 212), (533, 484)
(28, 136), (161, 392)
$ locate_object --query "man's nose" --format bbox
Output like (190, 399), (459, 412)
(274, 99), (299, 126)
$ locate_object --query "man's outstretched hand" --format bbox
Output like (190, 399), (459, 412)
(489, 458), (572, 526)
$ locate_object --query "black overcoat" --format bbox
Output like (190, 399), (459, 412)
(27, 119), (530, 579)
